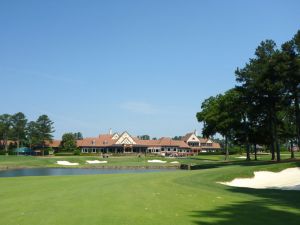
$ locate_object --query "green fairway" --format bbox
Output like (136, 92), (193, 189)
(0, 160), (300, 225)
(1, 153), (299, 170)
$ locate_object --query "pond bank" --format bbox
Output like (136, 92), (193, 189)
(0, 164), (181, 171)
(0, 167), (178, 177)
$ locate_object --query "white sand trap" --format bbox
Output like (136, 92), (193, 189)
(170, 161), (180, 164)
(56, 161), (79, 166)
(148, 160), (167, 163)
(220, 167), (300, 190)
(86, 160), (107, 164)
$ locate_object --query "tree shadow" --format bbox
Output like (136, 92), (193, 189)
(190, 187), (300, 225)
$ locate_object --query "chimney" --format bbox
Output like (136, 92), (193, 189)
(109, 128), (112, 135)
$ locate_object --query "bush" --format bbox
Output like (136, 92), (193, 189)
(55, 152), (74, 156)
(74, 149), (81, 155)
(43, 148), (49, 156)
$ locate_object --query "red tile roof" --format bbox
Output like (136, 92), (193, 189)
(46, 132), (221, 149)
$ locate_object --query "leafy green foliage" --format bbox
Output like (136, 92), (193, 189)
(197, 30), (300, 162)
(60, 133), (77, 152)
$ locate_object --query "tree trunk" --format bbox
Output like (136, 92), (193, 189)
(290, 140), (295, 159)
(294, 90), (300, 150)
(254, 144), (257, 160)
(275, 140), (280, 162)
(271, 142), (275, 160)
(269, 112), (275, 160)
(225, 136), (229, 160)
(273, 120), (280, 162)
(246, 143), (251, 161)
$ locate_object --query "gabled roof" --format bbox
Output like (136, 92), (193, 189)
(181, 133), (194, 142)
(115, 131), (136, 145)
(182, 132), (200, 143)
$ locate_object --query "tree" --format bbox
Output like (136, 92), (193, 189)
(26, 121), (39, 149)
(280, 31), (300, 152)
(0, 114), (12, 152)
(11, 112), (27, 148)
(60, 133), (77, 152)
(138, 135), (150, 140)
(73, 132), (83, 140)
(197, 89), (242, 160)
(172, 136), (182, 140)
(35, 115), (54, 155)
(197, 30), (300, 162)
(236, 40), (286, 162)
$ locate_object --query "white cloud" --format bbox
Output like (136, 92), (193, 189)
(120, 101), (159, 115)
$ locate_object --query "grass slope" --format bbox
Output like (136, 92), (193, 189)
(0, 161), (300, 225)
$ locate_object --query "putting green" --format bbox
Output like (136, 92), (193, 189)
(0, 161), (300, 225)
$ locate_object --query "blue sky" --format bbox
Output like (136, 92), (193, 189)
(1, 0), (300, 139)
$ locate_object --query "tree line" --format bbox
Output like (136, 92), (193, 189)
(197, 30), (300, 162)
(0, 112), (54, 153)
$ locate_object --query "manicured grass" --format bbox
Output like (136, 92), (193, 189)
(0, 153), (299, 169)
(0, 160), (300, 225)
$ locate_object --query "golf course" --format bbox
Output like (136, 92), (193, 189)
(0, 155), (300, 225)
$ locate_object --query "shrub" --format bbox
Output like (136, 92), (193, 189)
(74, 149), (81, 155)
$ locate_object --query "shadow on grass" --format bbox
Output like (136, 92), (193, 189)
(190, 187), (300, 225)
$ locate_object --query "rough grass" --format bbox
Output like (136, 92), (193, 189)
(0, 159), (300, 225)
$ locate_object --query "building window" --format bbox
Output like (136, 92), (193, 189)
(168, 148), (170, 151)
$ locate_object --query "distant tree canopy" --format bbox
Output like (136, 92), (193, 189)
(0, 113), (54, 153)
(172, 136), (182, 140)
(197, 30), (300, 162)
(73, 132), (83, 140)
(60, 133), (77, 152)
(138, 135), (150, 140)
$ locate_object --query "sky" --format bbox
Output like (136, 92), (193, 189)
(1, 0), (300, 139)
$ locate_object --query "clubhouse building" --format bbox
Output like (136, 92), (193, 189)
(50, 130), (221, 156)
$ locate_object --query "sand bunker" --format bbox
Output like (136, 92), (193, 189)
(56, 161), (79, 166)
(220, 167), (300, 190)
(170, 161), (179, 164)
(148, 160), (167, 163)
(86, 160), (108, 164)
(235, 156), (247, 159)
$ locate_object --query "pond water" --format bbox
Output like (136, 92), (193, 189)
(0, 168), (176, 177)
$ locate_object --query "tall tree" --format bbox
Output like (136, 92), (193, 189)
(35, 115), (54, 155)
(280, 31), (300, 152)
(236, 40), (286, 162)
(0, 114), (12, 152)
(26, 121), (39, 149)
(11, 112), (27, 148)
(73, 132), (83, 140)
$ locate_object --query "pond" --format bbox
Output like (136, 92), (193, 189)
(0, 168), (176, 177)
